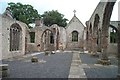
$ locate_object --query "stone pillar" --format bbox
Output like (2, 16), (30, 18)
(88, 34), (92, 53)
(0, 64), (9, 77)
(92, 36), (98, 56)
(44, 31), (49, 51)
(87, 40), (90, 52)
(97, 30), (102, 52)
(47, 31), (50, 51)
(117, 26), (120, 78)
(98, 34), (110, 65)
(101, 35), (109, 60)
(54, 29), (57, 52)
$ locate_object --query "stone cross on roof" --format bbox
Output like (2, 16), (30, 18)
(73, 10), (76, 16)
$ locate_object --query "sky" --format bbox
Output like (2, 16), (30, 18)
(0, 0), (119, 25)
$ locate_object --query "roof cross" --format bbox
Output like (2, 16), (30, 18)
(73, 10), (76, 15)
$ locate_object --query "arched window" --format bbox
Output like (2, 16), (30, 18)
(10, 23), (22, 51)
(89, 23), (92, 34)
(29, 32), (35, 43)
(50, 32), (54, 44)
(110, 28), (117, 43)
(72, 31), (78, 42)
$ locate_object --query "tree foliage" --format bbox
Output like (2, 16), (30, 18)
(41, 10), (68, 27)
(7, 2), (40, 27)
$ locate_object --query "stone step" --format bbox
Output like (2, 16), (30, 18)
(0, 69), (10, 78)
(0, 64), (9, 78)
(0, 64), (8, 71)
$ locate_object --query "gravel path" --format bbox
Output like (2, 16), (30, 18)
(80, 53), (118, 78)
(2, 52), (118, 79)
(2, 52), (73, 78)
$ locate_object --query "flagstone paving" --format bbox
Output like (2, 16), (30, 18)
(2, 52), (73, 78)
(1, 51), (118, 79)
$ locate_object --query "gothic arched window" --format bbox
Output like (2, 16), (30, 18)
(10, 23), (22, 51)
(110, 28), (117, 43)
(50, 32), (54, 44)
(72, 31), (78, 42)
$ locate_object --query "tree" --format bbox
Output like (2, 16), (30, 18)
(7, 2), (41, 28)
(41, 10), (68, 27)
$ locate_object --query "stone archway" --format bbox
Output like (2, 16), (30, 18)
(117, 24), (120, 58)
(41, 29), (53, 51)
(97, 28), (102, 52)
(98, 2), (116, 64)
(10, 23), (22, 51)
(56, 28), (59, 50)
(109, 25), (118, 43)
(50, 27), (60, 51)
(92, 14), (100, 55)
(88, 23), (92, 53)
(118, 24), (120, 77)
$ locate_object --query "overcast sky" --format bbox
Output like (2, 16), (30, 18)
(0, 0), (119, 25)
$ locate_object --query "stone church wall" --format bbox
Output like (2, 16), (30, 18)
(107, 25), (118, 55)
(0, 15), (2, 60)
(66, 15), (85, 50)
(1, 15), (28, 59)
(59, 27), (67, 50)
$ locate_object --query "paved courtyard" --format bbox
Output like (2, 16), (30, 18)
(80, 53), (118, 78)
(2, 51), (118, 79)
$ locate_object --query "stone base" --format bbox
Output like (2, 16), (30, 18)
(97, 59), (111, 65)
(117, 74), (120, 78)
(45, 51), (50, 56)
(31, 57), (38, 62)
(0, 64), (9, 78)
(0, 64), (8, 71)
(117, 74), (120, 80)
(51, 51), (55, 54)
(91, 53), (99, 57)
(1, 69), (10, 77)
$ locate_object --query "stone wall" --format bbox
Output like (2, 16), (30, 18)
(107, 43), (117, 55)
(66, 15), (85, 50)
(0, 15), (2, 60)
(86, 1), (116, 55)
(1, 15), (28, 59)
(27, 43), (37, 52)
(58, 27), (67, 50)
(107, 21), (120, 55)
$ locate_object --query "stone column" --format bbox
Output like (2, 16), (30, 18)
(97, 30), (102, 52)
(101, 35), (108, 59)
(88, 38), (91, 53)
(88, 34), (92, 53)
(92, 36), (98, 56)
(47, 31), (50, 51)
(117, 26), (120, 78)
(54, 29), (57, 52)
(45, 31), (49, 51)
(98, 34), (110, 65)
(86, 32), (89, 51)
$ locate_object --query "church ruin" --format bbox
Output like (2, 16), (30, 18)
(0, 0), (119, 67)
(27, 11), (85, 52)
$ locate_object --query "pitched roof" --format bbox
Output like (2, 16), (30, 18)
(66, 14), (85, 28)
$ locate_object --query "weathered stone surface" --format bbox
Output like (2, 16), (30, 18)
(0, 64), (8, 71)
(97, 59), (111, 65)
(0, 64), (9, 78)
(0, 14), (28, 60)
(69, 53), (87, 78)
(0, 69), (10, 77)
(31, 57), (38, 62)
